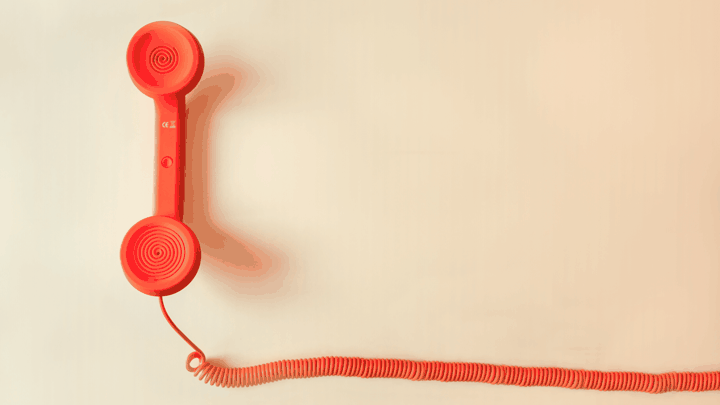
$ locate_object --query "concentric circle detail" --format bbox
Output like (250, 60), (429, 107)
(133, 225), (186, 281)
(149, 46), (179, 73)
(121, 216), (201, 296)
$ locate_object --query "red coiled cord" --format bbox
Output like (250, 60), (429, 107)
(159, 297), (720, 393)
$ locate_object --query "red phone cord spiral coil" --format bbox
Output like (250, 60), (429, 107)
(159, 297), (720, 393)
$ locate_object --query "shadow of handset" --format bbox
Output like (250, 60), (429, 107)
(184, 59), (290, 297)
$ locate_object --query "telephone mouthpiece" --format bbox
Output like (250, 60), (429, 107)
(121, 216), (200, 296)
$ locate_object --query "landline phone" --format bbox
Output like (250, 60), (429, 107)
(120, 21), (720, 393)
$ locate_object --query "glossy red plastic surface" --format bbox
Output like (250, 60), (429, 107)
(122, 216), (201, 296)
(126, 21), (204, 98)
(121, 21), (204, 296)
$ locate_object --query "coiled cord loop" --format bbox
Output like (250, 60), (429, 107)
(186, 351), (205, 373)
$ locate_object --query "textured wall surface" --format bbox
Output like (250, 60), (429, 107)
(2, 1), (720, 403)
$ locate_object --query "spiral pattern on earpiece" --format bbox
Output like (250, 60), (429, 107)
(133, 225), (186, 281)
(149, 46), (179, 73)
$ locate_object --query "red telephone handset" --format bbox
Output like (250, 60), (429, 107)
(121, 21), (204, 297)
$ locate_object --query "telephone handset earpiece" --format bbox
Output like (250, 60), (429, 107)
(121, 21), (204, 296)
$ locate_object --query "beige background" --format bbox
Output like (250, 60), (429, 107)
(2, 0), (720, 403)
